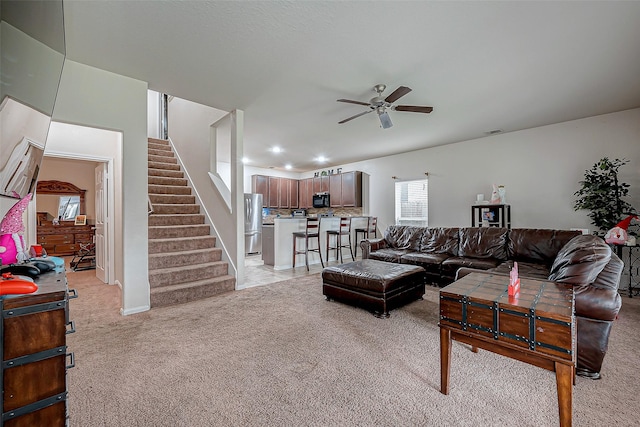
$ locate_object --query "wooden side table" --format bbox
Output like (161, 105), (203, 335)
(439, 273), (575, 427)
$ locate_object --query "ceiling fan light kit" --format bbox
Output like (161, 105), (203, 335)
(337, 84), (433, 129)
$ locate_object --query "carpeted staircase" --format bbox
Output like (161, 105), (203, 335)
(147, 137), (235, 307)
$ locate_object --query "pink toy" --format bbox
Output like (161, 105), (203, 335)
(0, 194), (32, 265)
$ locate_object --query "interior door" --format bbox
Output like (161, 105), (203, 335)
(94, 163), (108, 283)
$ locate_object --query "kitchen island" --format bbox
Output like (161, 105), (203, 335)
(267, 216), (370, 270)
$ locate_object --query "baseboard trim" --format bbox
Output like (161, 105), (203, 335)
(120, 304), (150, 316)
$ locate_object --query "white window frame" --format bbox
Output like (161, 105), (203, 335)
(394, 178), (428, 226)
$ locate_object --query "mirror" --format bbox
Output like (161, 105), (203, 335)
(0, 0), (66, 199)
(58, 196), (81, 220)
(36, 180), (86, 221)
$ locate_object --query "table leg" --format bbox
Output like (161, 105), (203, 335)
(440, 328), (451, 395)
(555, 362), (573, 427)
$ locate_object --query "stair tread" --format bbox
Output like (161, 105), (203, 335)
(150, 275), (235, 293)
(149, 248), (220, 258)
(149, 235), (215, 243)
(149, 261), (227, 275)
(149, 223), (209, 229)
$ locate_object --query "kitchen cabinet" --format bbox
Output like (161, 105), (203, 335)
(251, 175), (268, 207)
(288, 179), (299, 209)
(341, 171), (362, 207)
(313, 175), (329, 194)
(298, 178), (312, 209)
(327, 171), (362, 207)
(1, 266), (76, 426)
(329, 174), (342, 207)
(253, 175), (300, 209)
(268, 177), (281, 208)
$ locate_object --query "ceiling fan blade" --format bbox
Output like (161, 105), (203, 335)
(394, 105), (433, 113)
(337, 98), (371, 106)
(384, 86), (412, 103)
(378, 111), (393, 129)
(338, 109), (373, 124)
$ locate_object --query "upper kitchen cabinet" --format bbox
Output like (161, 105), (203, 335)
(313, 175), (329, 194)
(298, 178), (312, 209)
(340, 171), (362, 207)
(251, 175), (269, 207)
(288, 179), (299, 209)
(329, 174), (342, 207)
(268, 176), (281, 208)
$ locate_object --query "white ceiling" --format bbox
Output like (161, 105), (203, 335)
(62, 1), (640, 172)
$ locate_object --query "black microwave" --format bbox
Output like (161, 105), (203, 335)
(313, 193), (330, 208)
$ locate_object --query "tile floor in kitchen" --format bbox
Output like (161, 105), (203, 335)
(243, 249), (360, 288)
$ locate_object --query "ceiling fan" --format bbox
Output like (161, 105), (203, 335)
(337, 84), (433, 129)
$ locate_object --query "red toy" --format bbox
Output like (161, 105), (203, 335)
(0, 272), (38, 295)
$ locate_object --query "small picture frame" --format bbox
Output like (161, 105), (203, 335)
(74, 215), (87, 225)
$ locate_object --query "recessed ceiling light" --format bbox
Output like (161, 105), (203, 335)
(285, 164), (292, 170)
(271, 146), (282, 153)
(316, 156), (327, 163)
(241, 157), (249, 164)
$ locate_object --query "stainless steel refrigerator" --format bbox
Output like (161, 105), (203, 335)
(244, 193), (263, 254)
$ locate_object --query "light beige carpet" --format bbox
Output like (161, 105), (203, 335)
(66, 269), (640, 426)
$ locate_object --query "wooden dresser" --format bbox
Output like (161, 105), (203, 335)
(1, 267), (77, 426)
(36, 221), (94, 256)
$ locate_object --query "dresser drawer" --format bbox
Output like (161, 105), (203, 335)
(37, 234), (74, 244)
(75, 233), (93, 243)
(53, 244), (79, 255)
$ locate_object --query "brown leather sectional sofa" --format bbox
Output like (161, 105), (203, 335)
(360, 226), (624, 379)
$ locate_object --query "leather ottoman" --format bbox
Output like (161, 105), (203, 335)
(322, 259), (426, 318)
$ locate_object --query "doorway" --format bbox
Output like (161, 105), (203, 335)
(39, 122), (121, 285)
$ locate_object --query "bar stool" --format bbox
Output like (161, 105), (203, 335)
(326, 217), (354, 264)
(354, 216), (378, 258)
(292, 217), (324, 271)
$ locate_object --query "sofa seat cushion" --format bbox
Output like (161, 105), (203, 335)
(493, 261), (550, 280)
(441, 256), (501, 273)
(369, 249), (412, 263)
(400, 252), (450, 274)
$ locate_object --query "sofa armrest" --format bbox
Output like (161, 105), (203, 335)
(574, 285), (622, 322)
(360, 238), (387, 259)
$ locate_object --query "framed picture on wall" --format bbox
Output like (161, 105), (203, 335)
(74, 215), (87, 226)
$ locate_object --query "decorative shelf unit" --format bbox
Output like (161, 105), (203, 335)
(471, 204), (511, 228)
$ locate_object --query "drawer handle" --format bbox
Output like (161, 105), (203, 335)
(66, 352), (75, 369)
(68, 288), (79, 299)
(66, 320), (76, 334)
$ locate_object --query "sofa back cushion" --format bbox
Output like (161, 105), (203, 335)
(420, 227), (459, 255)
(548, 235), (611, 284)
(383, 226), (423, 251)
(458, 227), (508, 260)
(508, 229), (582, 265)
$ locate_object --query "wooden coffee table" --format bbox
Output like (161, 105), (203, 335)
(439, 273), (575, 427)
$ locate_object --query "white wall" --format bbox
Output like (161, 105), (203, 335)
(52, 60), (149, 315)
(303, 108), (640, 234)
(147, 90), (161, 139)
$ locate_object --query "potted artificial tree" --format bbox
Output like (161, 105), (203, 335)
(574, 157), (633, 236)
